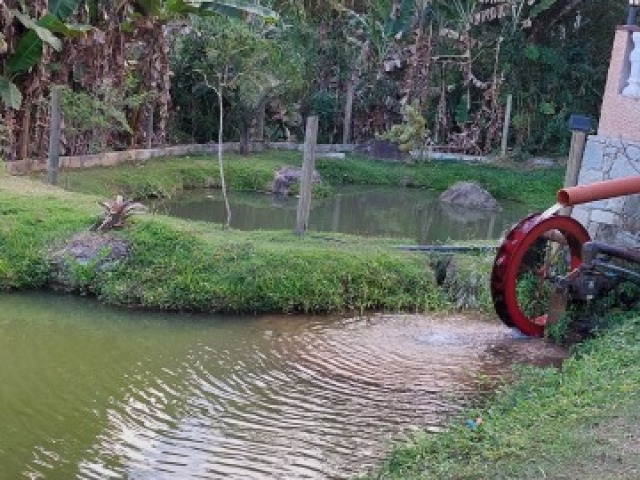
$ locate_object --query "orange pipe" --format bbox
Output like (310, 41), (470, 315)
(557, 176), (640, 207)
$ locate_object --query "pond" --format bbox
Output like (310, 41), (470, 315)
(152, 186), (533, 244)
(0, 292), (566, 479)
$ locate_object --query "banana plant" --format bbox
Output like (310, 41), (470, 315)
(0, 0), (89, 109)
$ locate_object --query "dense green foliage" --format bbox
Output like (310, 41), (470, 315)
(166, 0), (627, 156)
(1, 1), (630, 162)
(362, 310), (640, 479)
(501, 0), (626, 155)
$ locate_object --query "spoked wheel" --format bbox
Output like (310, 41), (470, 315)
(491, 214), (590, 336)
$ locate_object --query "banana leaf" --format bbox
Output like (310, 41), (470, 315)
(197, 1), (279, 21)
(0, 76), (22, 109)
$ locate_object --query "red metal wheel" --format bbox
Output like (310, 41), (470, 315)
(491, 214), (590, 336)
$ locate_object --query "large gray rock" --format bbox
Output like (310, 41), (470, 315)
(271, 166), (321, 195)
(439, 181), (501, 211)
(50, 232), (130, 291)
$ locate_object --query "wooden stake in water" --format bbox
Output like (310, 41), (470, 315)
(296, 116), (319, 235)
(47, 87), (61, 185)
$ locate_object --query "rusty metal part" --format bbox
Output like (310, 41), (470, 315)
(582, 241), (640, 265)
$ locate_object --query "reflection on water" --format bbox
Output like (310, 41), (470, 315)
(152, 186), (533, 243)
(0, 292), (566, 479)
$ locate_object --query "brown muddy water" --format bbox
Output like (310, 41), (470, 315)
(0, 292), (566, 479)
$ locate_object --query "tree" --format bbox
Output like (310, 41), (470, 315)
(175, 12), (300, 226)
(0, 0), (277, 161)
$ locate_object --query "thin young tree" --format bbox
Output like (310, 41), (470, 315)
(186, 14), (300, 227)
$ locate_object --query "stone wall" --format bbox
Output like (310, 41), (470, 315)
(4, 142), (357, 175)
(572, 135), (640, 247)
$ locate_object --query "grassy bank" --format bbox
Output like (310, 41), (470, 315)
(362, 309), (640, 479)
(0, 177), (95, 289)
(0, 175), (454, 314)
(42, 151), (563, 210)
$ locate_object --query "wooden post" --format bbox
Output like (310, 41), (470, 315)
(560, 130), (587, 216)
(295, 116), (318, 235)
(47, 87), (61, 185)
(500, 94), (513, 157)
(564, 131), (587, 189)
(19, 102), (31, 160)
(255, 96), (267, 142)
(146, 104), (154, 149)
(343, 82), (355, 145)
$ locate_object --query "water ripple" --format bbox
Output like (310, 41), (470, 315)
(0, 296), (566, 480)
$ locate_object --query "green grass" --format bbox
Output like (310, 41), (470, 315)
(361, 309), (640, 479)
(19, 151), (561, 314)
(320, 155), (563, 210)
(44, 152), (563, 211)
(0, 177), (96, 289)
(51, 152), (288, 199)
(0, 175), (449, 314)
(95, 218), (448, 314)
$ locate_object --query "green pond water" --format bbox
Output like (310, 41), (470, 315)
(152, 186), (533, 243)
(0, 292), (566, 479)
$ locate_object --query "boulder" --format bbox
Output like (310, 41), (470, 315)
(271, 166), (321, 195)
(439, 181), (501, 211)
(439, 202), (497, 224)
(50, 232), (130, 291)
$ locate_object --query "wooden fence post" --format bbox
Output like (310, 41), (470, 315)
(146, 104), (154, 150)
(47, 87), (61, 185)
(562, 130), (587, 215)
(343, 83), (355, 145)
(500, 94), (513, 157)
(295, 116), (319, 235)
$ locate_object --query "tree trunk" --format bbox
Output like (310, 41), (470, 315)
(239, 120), (250, 155)
(217, 84), (231, 228)
(343, 82), (355, 145)
(255, 96), (267, 143)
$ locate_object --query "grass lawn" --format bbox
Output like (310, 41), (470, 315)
(0, 173), (450, 314)
(41, 151), (564, 211)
